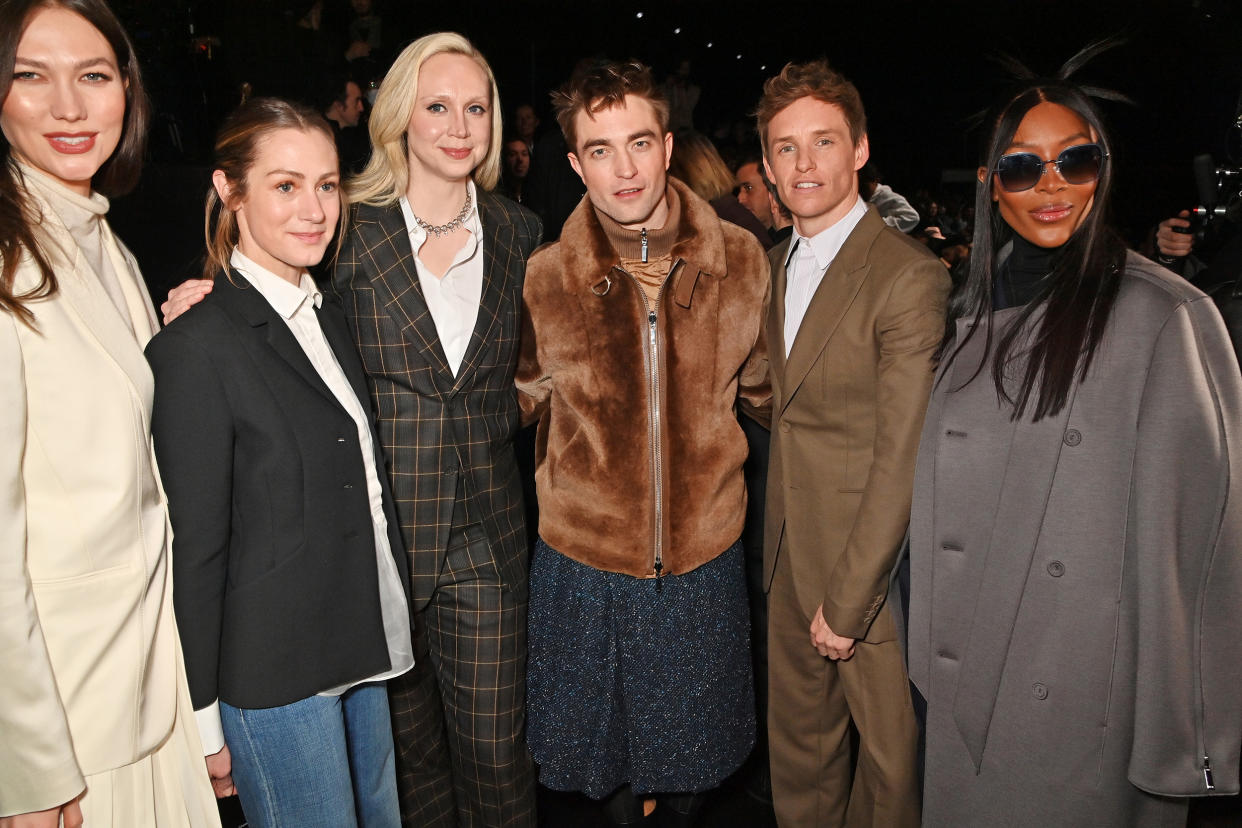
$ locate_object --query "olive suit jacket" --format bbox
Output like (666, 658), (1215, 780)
(764, 208), (950, 642)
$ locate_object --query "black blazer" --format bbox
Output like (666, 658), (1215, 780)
(147, 270), (410, 710)
(328, 190), (542, 608)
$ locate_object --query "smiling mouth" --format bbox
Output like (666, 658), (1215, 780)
(46, 133), (97, 154)
(794, 182), (820, 190)
(615, 187), (643, 197)
(1030, 204), (1073, 222)
(441, 147), (472, 159)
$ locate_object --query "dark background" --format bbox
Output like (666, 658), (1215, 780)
(106, 0), (1242, 296)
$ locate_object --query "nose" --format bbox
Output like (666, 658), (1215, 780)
(1036, 159), (1067, 192)
(794, 148), (815, 173)
(299, 187), (326, 223)
(615, 149), (638, 179)
(49, 78), (87, 123)
(448, 108), (469, 138)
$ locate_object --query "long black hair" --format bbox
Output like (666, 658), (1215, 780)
(939, 48), (1129, 421)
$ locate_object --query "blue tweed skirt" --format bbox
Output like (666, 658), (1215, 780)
(526, 539), (755, 799)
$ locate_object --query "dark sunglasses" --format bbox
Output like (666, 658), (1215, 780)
(992, 143), (1108, 192)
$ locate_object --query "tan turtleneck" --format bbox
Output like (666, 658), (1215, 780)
(595, 184), (682, 308)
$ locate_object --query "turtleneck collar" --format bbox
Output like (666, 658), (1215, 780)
(15, 159), (109, 233)
(594, 183), (681, 261)
(994, 231), (1061, 311)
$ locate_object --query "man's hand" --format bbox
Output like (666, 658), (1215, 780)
(161, 279), (214, 325)
(206, 744), (236, 799)
(1156, 210), (1194, 260)
(0, 795), (84, 828)
(811, 605), (856, 661)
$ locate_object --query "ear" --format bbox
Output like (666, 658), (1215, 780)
(567, 151), (584, 184)
(977, 165), (998, 202)
(663, 131), (674, 170)
(762, 154), (774, 184)
(853, 133), (870, 171)
(212, 169), (237, 209)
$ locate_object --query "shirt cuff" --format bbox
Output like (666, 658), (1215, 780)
(194, 701), (226, 756)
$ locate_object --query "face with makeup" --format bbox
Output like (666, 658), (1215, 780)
(983, 101), (1099, 249)
(1, 5), (127, 195)
(405, 51), (491, 185)
(216, 127), (341, 284)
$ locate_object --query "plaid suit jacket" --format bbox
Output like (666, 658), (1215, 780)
(329, 190), (542, 608)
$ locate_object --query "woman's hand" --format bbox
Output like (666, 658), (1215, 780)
(161, 279), (214, 326)
(206, 744), (235, 799)
(0, 795), (84, 828)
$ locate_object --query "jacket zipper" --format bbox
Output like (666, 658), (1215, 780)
(617, 261), (674, 590)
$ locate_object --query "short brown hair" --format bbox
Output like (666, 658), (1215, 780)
(551, 60), (670, 153)
(756, 60), (866, 153)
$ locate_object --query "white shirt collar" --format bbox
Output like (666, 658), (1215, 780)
(229, 247), (321, 319)
(785, 196), (869, 272)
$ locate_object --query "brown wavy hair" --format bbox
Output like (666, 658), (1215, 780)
(755, 59), (866, 153)
(551, 59), (669, 154)
(0, 0), (149, 327)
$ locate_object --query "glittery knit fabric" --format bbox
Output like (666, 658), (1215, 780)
(526, 539), (756, 798)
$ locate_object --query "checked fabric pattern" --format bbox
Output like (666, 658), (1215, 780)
(328, 190), (542, 609)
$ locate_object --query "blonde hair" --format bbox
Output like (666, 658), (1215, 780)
(204, 98), (345, 280)
(349, 32), (502, 205)
(667, 131), (735, 202)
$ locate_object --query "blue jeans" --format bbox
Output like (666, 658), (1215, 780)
(221, 682), (400, 828)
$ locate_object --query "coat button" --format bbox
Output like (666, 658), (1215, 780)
(780, 422), (791, 433)
(1032, 682), (1048, 700)
(343, 483), (354, 489)
(1047, 561), (1065, 577)
(337, 436), (346, 443)
(1063, 428), (1082, 446)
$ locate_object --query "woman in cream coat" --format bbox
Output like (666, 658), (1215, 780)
(0, 1), (217, 825)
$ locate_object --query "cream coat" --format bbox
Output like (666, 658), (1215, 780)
(0, 173), (189, 816)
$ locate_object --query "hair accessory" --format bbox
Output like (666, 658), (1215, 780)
(410, 189), (472, 237)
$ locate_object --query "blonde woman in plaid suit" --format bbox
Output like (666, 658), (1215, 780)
(328, 33), (541, 828)
(163, 31), (541, 827)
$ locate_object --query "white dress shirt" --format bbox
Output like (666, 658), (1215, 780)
(195, 249), (414, 755)
(783, 197), (869, 357)
(399, 181), (484, 376)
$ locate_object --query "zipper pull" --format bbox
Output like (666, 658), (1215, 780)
(654, 559), (663, 593)
(1204, 756), (1215, 791)
(641, 228), (649, 263)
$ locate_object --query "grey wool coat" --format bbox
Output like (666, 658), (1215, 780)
(908, 252), (1242, 827)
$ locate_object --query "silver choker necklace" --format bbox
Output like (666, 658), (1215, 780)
(411, 189), (472, 237)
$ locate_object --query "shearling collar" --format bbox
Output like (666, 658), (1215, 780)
(557, 176), (730, 292)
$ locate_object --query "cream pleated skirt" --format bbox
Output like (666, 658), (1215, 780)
(79, 644), (220, 828)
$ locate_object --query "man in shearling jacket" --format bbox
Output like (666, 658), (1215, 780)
(515, 60), (771, 826)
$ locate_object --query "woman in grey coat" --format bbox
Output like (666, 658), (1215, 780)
(907, 67), (1242, 827)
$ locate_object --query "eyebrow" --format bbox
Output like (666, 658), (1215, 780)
(266, 170), (340, 181)
(769, 128), (842, 145)
(581, 129), (657, 150)
(1007, 132), (1093, 150)
(14, 56), (118, 71)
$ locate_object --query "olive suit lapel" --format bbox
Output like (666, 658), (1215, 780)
(778, 209), (883, 415)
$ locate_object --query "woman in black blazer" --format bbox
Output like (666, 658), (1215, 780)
(147, 98), (411, 828)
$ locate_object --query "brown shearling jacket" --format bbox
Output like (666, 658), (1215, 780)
(516, 178), (771, 577)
